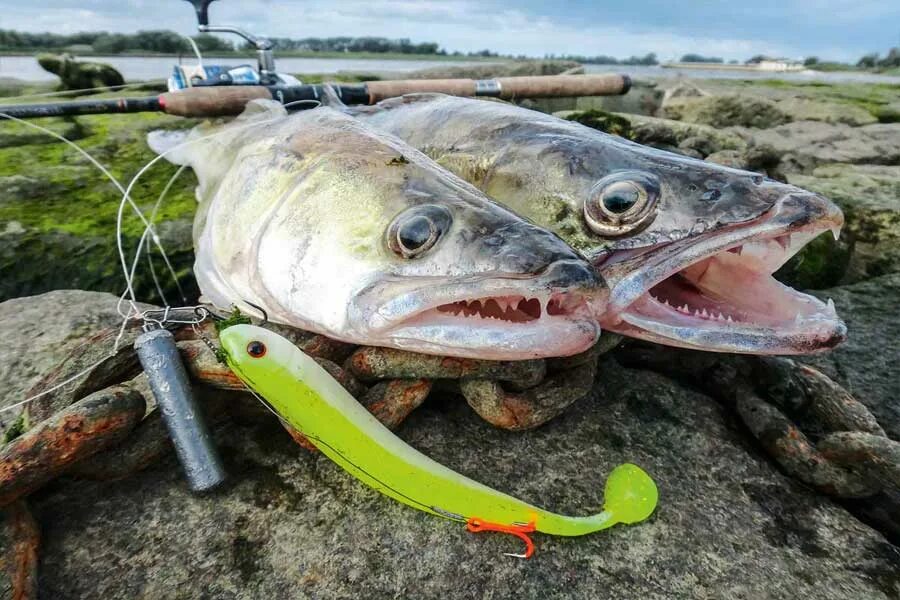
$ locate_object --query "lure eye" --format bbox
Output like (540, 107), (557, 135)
(584, 171), (660, 236)
(387, 204), (452, 259)
(246, 341), (267, 358)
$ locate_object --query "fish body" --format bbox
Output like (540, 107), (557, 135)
(150, 100), (605, 359)
(350, 94), (846, 355)
(221, 324), (658, 537)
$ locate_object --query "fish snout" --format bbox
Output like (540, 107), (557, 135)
(481, 223), (584, 273)
(779, 191), (844, 229)
(538, 258), (606, 296)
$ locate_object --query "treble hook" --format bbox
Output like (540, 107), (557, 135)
(466, 518), (536, 559)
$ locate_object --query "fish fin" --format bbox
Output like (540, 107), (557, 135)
(147, 100), (288, 199)
(146, 129), (191, 165)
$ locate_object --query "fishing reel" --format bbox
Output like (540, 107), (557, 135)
(174, 0), (301, 90)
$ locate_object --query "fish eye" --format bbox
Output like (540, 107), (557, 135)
(387, 204), (452, 259)
(246, 341), (267, 358)
(584, 171), (659, 236)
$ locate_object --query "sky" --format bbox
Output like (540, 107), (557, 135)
(2, 0), (899, 62)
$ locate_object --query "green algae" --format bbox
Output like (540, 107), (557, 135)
(0, 105), (200, 301)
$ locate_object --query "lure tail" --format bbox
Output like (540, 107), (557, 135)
(534, 463), (658, 536)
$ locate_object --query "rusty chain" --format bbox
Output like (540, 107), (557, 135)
(736, 359), (900, 499)
(615, 345), (900, 500)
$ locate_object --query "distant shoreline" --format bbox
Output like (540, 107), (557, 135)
(0, 50), (505, 62)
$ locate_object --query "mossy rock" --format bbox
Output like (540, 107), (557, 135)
(36, 53), (125, 92)
(663, 94), (789, 129)
(775, 232), (853, 290)
(0, 107), (200, 302)
(563, 109), (633, 138)
(776, 97), (877, 126)
(788, 164), (900, 283)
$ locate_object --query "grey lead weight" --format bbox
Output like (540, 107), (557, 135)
(134, 328), (226, 492)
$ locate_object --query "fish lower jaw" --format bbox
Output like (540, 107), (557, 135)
(382, 311), (600, 359)
(601, 222), (847, 355)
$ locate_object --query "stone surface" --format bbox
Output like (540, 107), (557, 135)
(0, 110), (199, 303)
(788, 164), (900, 281)
(806, 274), (900, 440)
(0, 290), (896, 599)
(663, 94), (790, 129)
(751, 121), (900, 171)
(614, 112), (748, 153)
(36, 53), (124, 92)
(776, 97), (878, 127)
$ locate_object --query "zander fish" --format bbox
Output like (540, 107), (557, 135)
(221, 323), (658, 557)
(149, 101), (604, 359)
(349, 94), (847, 355)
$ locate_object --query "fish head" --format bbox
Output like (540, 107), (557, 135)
(161, 103), (604, 360)
(345, 145), (605, 359)
(517, 133), (846, 355)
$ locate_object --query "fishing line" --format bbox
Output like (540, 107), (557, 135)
(5, 102), (307, 414)
(127, 164), (189, 306)
(0, 111), (179, 318)
(182, 35), (205, 69)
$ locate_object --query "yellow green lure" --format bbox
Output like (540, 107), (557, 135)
(221, 324), (658, 557)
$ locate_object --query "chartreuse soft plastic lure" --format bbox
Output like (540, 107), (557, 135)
(221, 324), (658, 557)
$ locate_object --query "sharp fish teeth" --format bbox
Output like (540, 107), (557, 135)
(831, 226), (841, 241)
(827, 298), (836, 314)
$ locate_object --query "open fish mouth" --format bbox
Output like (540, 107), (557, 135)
(358, 260), (603, 359)
(596, 194), (847, 354)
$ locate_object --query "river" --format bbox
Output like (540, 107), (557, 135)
(3, 54), (900, 85)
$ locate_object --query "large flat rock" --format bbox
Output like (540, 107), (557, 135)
(1, 291), (895, 599)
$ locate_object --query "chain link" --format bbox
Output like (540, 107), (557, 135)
(737, 358), (900, 499)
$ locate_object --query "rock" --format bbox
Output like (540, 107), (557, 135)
(0, 290), (896, 598)
(751, 121), (900, 172)
(0, 111), (199, 303)
(661, 82), (708, 105)
(872, 102), (900, 124)
(805, 274), (900, 440)
(787, 164), (900, 281)
(774, 231), (853, 290)
(0, 290), (144, 436)
(614, 113), (748, 153)
(663, 94), (790, 129)
(36, 53), (125, 92)
(561, 110), (633, 138)
(776, 97), (877, 126)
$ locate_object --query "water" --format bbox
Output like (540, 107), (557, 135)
(0, 54), (498, 83)
(584, 63), (900, 85)
(3, 54), (899, 85)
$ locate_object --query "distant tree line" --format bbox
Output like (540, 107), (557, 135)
(0, 29), (451, 56)
(250, 36), (443, 54)
(545, 52), (658, 65)
(0, 29), (232, 53)
(856, 47), (900, 69)
(679, 54), (724, 63)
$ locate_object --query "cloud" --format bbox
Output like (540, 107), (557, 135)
(0, 0), (896, 61)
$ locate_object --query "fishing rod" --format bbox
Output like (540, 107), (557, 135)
(0, 74), (631, 119)
(0, 0), (631, 120)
